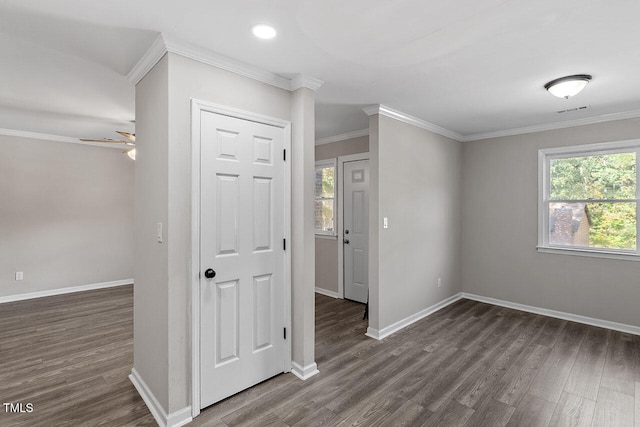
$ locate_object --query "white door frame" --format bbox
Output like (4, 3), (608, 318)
(337, 152), (369, 299)
(190, 99), (292, 418)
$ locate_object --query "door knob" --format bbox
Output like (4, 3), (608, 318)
(204, 268), (216, 279)
(344, 239), (350, 244)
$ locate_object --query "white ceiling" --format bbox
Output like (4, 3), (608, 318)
(2, 0), (640, 142)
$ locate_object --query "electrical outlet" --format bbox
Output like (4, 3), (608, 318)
(15, 272), (23, 281)
(437, 277), (442, 288)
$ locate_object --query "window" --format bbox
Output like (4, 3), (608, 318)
(315, 159), (336, 235)
(538, 140), (640, 259)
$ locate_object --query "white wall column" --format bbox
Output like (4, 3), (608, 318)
(290, 86), (319, 379)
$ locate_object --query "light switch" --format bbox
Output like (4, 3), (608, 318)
(383, 217), (388, 229)
(157, 222), (163, 243)
(15, 272), (23, 281)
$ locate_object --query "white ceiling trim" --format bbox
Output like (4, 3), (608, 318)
(462, 109), (640, 142)
(127, 33), (323, 92)
(290, 74), (324, 92)
(364, 105), (464, 142)
(316, 128), (369, 145)
(162, 33), (293, 90)
(0, 128), (123, 149)
(127, 34), (167, 86)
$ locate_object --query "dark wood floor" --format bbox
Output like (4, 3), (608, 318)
(0, 285), (154, 427)
(1, 287), (639, 426)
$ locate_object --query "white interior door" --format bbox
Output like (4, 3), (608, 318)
(199, 110), (287, 408)
(343, 159), (369, 304)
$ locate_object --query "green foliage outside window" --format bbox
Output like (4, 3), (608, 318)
(550, 152), (637, 249)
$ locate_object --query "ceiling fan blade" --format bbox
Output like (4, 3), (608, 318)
(80, 138), (130, 145)
(116, 131), (135, 142)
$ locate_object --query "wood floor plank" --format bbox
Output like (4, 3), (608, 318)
(564, 326), (609, 401)
(601, 331), (637, 396)
(493, 344), (551, 407)
(333, 399), (391, 427)
(367, 346), (459, 413)
(425, 399), (475, 427)
(547, 391), (596, 427)
(462, 397), (515, 427)
(290, 406), (341, 427)
(506, 393), (555, 427)
(454, 318), (549, 410)
(384, 399), (432, 427)
(592, 386), (634, 427)
(533, 316), (567, 348)
(528, 322), (586, 403)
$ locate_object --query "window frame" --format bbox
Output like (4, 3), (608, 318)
(538, 139), (640, 261)
(314, 158), (337, 237)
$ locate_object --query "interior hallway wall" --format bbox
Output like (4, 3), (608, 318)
(368, 114), (463, 334)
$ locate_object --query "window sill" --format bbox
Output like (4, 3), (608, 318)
(537, 246), (640, 261)
(315, 234), (338, 240)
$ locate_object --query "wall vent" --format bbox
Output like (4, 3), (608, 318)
(557, 105), (589, 114)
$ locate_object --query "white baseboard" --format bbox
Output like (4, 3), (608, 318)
(461, 292), (640, 336)
(0, 279), (133, 304)
(366, 293), (464, 340)
(291, 361), (319, 380)
(315, 287), (341, 299)
(129, 368), (192, 427)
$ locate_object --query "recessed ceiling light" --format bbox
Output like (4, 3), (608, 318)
(544, 74), (592, 99)
(251, 24), (277, 40)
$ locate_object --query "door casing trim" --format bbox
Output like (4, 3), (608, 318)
(190, 99), (292, 418)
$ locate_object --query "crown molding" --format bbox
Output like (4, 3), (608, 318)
(162, 33), (292, 90)
(127, 33), (322, 92)
(364, 105), (640, 143)
(364, 104), (464, 142)
(127, 33), (168, 85)
(316, 128), (369, 145)
(290, 74), (324, 91)
(0, 128), (123, 149)
(362, 105), (381, 116)
(462, 109), (640, 142)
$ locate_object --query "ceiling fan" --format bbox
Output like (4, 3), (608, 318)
(80, 131), (136, 160)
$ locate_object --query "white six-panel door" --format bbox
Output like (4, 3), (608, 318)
(199, 110), (287, 408)
(343, 159), (369, 304)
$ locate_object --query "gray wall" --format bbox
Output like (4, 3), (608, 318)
(0, 134), (134, 299)
(134, 54), (171, 411)
(370, 115), (463, 331)
(315, 135), (369, 295)
(461, 117), (640, 328)
(315, 135), (369, 160)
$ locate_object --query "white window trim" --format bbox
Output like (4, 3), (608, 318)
(538, 139), (640, 261)
(315, 158), (337, 236)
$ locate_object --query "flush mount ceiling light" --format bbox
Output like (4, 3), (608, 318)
(251, 24), (277, 40)
(125, 148), (136, 160)
(544, 74), (592, 99)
